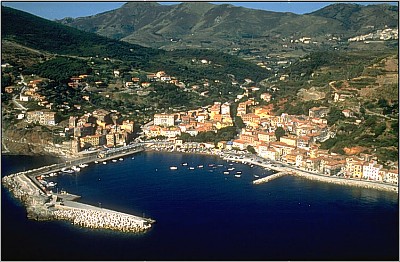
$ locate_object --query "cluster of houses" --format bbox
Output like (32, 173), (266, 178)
(143, 101), (233, 138)
(145, 93), (398, 185)
(66, 109), (135, 153)
(348, 27), (398, 42)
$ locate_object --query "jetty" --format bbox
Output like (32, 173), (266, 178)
(1, 143), (155, 233)
(253, 172), (290, 184)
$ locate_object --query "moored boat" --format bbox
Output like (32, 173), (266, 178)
(170, 166), (178, 170)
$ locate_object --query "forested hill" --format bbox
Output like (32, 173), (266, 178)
(58, 2), (398, 50)
(1, 6), (270, 82)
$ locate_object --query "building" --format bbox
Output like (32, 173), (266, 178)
(154, 113), (175, 127)
(26, 111), (57, 126)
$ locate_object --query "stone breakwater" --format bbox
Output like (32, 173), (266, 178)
(2, 165), (155, 233)
(53, 206), (152, 233)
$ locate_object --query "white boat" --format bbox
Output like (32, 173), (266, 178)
(228, 167), (235, 171)
(198, 165), (204, 168)
(94, 161), (99, 164)
(170, 166), (178, 170)
(236, 171), (242, 174)
(254, 175), (259, 178)
(217, 164), (224, 167)
(235, 174), (241, 178)
(47, 181), (57, 187)
(223, 171), (230, 175)
(103, 161), (107, 165)
(119, 158), (123, 161)
(79, 164), (88, 168)
(71, 166), (81, 172)
(131, 157), (135, 160)
(189, 167), (195, 170)
(182, 163), (188, 166)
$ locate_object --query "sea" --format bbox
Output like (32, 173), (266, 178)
(1, 152), (399, 261)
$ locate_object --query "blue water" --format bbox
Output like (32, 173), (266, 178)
(2, 152), (399, 260)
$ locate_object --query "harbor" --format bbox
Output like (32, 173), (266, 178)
(1, 143), (155, 233)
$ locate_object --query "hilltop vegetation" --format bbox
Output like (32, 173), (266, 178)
(2, 6), (269, 84)
(59, 2), (398, 58)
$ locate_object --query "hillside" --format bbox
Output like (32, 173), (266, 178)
(58, 2), (398, 54)
(1, 6), (269, 83)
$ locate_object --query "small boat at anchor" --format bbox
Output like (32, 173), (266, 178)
(170, 166), (178, 170)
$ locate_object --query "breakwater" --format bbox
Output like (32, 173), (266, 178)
(253, 172), (290, 184)
(1, 144), (155, 233)
(53, 201), (153, 233)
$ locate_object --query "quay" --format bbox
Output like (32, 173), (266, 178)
(223, 154), (398, 193)
(253, 172), (290, 184)
(1, 143), (155, 233)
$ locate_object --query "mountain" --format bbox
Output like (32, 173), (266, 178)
(1, 6), (269, 82)
(58, 2), (398, 51)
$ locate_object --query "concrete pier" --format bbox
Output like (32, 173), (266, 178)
(253, 172), (290, 184)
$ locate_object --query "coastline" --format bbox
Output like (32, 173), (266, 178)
(2, 144), (398, 233)
(145, 145), (398, 193)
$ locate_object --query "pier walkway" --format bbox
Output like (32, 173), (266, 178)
(253, 172), (290, 184)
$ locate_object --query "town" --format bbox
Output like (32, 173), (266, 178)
(4, 66), (398, 187)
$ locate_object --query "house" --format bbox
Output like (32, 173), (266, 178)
(26, 111), (57, 126)
(342, 109), (354, 118)
(384, 170), (399, 185)
(362, 161), (383, 181)
(232, 139), (247, 150)
(260, 93), (272, 102)
(154, 113), (175, 127)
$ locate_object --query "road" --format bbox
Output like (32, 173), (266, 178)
(12, 74), (28, 110)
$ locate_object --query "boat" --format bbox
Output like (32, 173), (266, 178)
(71, 166), (81, 172)
(228, 167), (235, 171)
(217, 164), (224, 167)
(103, 161), (107, 165)
(112, 159), (118, 163)
(79, 164), (88, 168)
(235, 174), (241, 178)
(198, 165), (204, 168)
(182, 163), (188, 166)
(236, 171), (242, 174)
(208, 164), (215, 167)
(94, 161), (99, 164)
(61, 168), (74, 174)
(119, 158), (123, 161)
(189, 167), (195, 170)
(254, 175), (260, 178)
(47, 181), (57, 187)
(223, 171), (230, 175)
(131, 157), (135, 160)
(170, 166), (178, 170)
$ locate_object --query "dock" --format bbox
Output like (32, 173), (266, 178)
(253, 172), (290, 184)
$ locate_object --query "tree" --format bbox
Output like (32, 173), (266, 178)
(275, 127), (285, 141)
(247, 145), (256, 154)
(234, 116), (245, 129)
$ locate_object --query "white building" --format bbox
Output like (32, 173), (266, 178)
(154, 113), (175, 127)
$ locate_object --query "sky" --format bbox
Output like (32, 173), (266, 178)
(1, 1), (398, 20)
